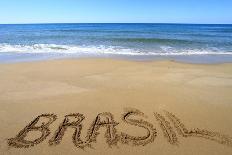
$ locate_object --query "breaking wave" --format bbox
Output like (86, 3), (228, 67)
(0, 44), (231, 56)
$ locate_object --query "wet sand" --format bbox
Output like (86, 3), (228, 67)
(0, 58), (232, 155)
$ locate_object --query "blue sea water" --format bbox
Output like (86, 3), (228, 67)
(0, 23), (232, 63)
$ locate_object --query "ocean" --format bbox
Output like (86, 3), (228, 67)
(0, 23), (232, 63)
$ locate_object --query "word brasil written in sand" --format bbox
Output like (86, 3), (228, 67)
(8, 108), (232, 149)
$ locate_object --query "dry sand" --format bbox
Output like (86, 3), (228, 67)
(0, 58), (232, 155)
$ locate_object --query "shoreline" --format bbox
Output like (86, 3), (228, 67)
(0, 58), (232, 154)
(1, 54), (232, 65)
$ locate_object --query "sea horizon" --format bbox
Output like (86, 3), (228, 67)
(1, 23), (232, 25)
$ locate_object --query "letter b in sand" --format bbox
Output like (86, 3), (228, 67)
(8, 114), (57, 148)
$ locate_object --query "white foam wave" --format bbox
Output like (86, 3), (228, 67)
(0, 44), (231, 56)
(0, 44), (142, 55)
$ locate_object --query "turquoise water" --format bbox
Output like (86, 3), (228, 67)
(0, 23), (232, 63)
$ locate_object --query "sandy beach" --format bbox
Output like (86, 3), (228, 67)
(0, 58), (232, 155)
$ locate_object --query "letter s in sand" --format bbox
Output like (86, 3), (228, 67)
(120, 108), (157, 146)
